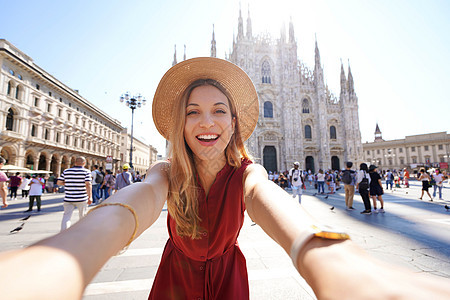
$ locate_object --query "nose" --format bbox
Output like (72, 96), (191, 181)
(199, 113), (215, 129)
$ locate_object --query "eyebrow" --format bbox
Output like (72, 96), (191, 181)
(186, 102), (229, 108)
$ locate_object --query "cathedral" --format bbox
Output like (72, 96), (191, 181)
(173, 7), (363, 173)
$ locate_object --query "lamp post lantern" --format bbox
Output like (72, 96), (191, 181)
(119, 92), (146, 169)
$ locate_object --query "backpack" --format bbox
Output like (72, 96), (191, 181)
(359, 171), (369, 190)
(342, 170), (353, 184)
(389, 173), (394, 180)
(95, 171), (104, 184)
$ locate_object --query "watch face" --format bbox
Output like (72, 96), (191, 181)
(315, 231), (350, 240)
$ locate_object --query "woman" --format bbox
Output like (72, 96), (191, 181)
(316, 169), (325, 194)
(19, 175), (31, 199)
(368, 165), (385, 213)
(0, 58), (449, 300)
(101, 170), (115, 201)
(26, 174), (44, 212)
(356, 163), (371, 214)
(418, 168), (433, 201)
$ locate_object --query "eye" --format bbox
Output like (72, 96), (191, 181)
(186, 110), (198, 116)
(215, 109), (227, 114)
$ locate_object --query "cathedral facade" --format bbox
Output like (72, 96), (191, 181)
(225, 8), (363, 172)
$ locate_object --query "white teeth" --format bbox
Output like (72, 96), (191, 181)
(197, 134), (218, 140)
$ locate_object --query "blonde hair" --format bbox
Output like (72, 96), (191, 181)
(168, 79), (252, 239)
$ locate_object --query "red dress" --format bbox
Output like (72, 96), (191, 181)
(149, 160), (251, 300)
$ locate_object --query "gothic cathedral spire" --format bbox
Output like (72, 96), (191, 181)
(348, 60), (354, 94)
(183, 44), (186, 61)
(289, 17), (295, 43)
(314, 34), (321, 66)
(238, 3), (244, 40)
(211, 24), (216, 57)
(172, 45), (177, 66)
(246, 4), (252, 38)
(340, 59), (347, 94)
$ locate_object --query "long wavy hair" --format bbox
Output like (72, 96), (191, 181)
(167, 79), (252, 239)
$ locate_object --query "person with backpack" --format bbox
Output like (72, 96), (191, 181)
(289, 162), (304, 203)
(91, 165), (104, 204)
(356, 163), (372, 214)
(114, 164), (133, 191)
(342, 162), (356, 210)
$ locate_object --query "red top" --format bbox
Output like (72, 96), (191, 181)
(149, 159), (252, 300)
(9, 176), (22, 187)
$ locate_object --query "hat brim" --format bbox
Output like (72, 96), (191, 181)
(152, 57), (259, 142)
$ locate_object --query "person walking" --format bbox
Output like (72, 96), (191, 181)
(91, 165), (103, 204)
(342, 162), (356, 210)
(114, 164), (133, 191)
(316, 169), (325, 194)
(432, 169), (444, 200)
(0, 156), (8, 208)
(356, 163), (372, 214)
(25, 174), (44, 212)
(8, 172), (22, 201)
(369, 165), (385, 213)
(101, 170), (115, 200)
(385, 170), (394, 190)
(403, 168), (410, 188)
(57, 156), (92, 231)
(289, 162), (303, 203)
(19, 175), (31, 199)
(418, 168), (433, 201)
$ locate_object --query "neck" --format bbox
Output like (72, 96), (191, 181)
(195, 154), (227, 194)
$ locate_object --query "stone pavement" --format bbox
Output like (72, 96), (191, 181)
(0, 180), (449, 299)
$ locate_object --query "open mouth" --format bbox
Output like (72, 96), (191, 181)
(196, 134), (220, 142)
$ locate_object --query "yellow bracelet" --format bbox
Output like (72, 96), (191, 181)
(88, 203), (139, 253)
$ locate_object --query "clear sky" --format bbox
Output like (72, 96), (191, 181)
(2, 0), (449, 155)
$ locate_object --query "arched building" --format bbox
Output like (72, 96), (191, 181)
(0, 39), (124, 174)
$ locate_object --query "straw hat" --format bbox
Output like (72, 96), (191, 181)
(152, 57), (259, 142)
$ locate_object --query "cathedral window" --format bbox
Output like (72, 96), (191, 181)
(44, 129), (49, 140)
(302, 99), (310, 113)
(9, 69), (14, 76)
(330, 126), (337, 140)
(264, 101), (273, 118)
(6, 108), (14, 131)
(304, 125), (312, 140)
(31, 125), (37, 137)
(261, 60), (271, 84)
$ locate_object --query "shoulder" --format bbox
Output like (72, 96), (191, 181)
(243, 163), (268, 181)
(145, 160), (170, 179)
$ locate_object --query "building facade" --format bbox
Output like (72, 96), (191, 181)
(363, 125), (450, 172)
(119, 131), (158, 175)
(213, 8), (363, 172)
(0, 39), (124, 174)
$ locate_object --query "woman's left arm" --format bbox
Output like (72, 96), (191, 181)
(243, 163), (450, 300)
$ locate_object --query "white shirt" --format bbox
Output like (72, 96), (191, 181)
(289, 168), (303, 187)
(91, 170), (98, 185)
(317, 173), (325, 181)
(356, 170), (371, 186)
(19, 178), (31, 190)
(433, 174), (444, 187)
(29, 178), (44, 196)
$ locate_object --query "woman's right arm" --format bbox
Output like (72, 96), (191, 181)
(0, 161), (169, 300)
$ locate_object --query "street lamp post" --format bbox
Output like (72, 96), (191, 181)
(119, 92), (146, 169)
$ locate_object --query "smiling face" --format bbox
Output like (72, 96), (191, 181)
(184, 84), (236, 163)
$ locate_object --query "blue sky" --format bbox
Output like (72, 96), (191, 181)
(2, 0), (449, 155)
